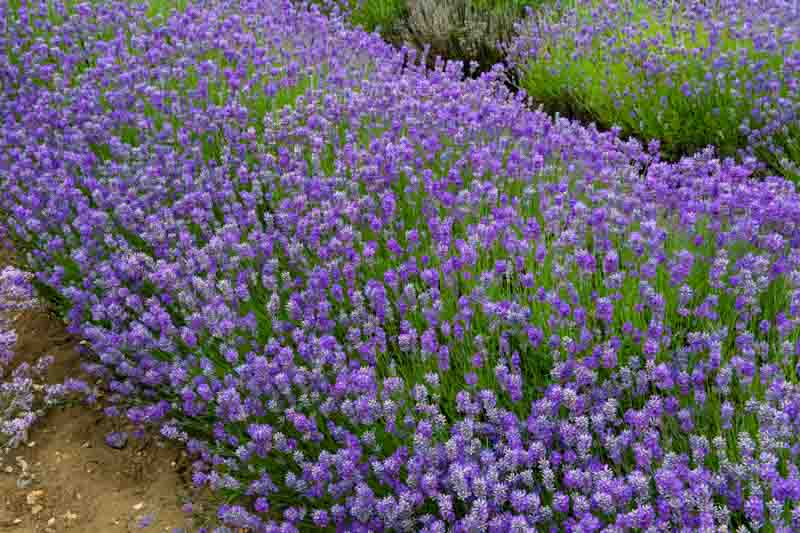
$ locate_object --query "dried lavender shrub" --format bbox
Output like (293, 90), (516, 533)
(3, 0), (800, 531)
(400, 0), (522, 73)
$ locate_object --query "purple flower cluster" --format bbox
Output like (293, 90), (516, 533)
(0, 267), (35, 368)
(0, 355), (51, 452)
(4, 0), (800, 530)
(0, 266), (61, 452)
(511, 0), (800, 176)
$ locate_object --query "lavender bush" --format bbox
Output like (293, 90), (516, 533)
(399, 0), (522, 73)
(4, 0), (800, 530)
(0, 266), (57, 453)
(320, 0), (545, 75)
(1, 355), (53, 452)
(510, 0), (800, 178)
(0, 267), (35, 367)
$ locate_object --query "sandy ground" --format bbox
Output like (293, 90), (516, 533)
(0, 305), (195, 533)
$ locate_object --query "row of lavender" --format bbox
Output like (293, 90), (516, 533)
(511, 0), (800, 179)
(4, 0), (800, 530)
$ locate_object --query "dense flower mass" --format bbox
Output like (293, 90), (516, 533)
(4, 0), (800, 530)
(511, 0), (800, 178)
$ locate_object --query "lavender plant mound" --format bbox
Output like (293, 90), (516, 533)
(511, 0), (800, 179)
(0, 267), (35, 368)
(4, 0), (800, 530)
(0, 266), (61, 453)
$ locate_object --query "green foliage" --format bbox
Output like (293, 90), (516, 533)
(515, 0), (800, 174)
(349, 0), (408, 34)
(305, 0), (408, 36)
(146, 0), (190, 18)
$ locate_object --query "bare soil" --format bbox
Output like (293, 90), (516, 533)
(0, 306), (195, 533)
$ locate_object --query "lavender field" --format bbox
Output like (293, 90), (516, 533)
(3, 0), (800, 531)
(512, 0), (800, 177)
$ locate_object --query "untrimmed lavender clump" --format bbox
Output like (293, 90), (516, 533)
(0, 267), (36, 367)
(0, 357), (50, 452)
(4, 0), (800, 530)
(0, 327), (15, 369)
(511, 0), (800, 177)
(0, 267), (38, 371)
(0, 266), (55, 453)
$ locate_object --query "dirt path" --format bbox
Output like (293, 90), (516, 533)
(0, 305), (194, 532)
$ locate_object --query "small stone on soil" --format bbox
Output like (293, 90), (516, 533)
(26, 489), (44, 505)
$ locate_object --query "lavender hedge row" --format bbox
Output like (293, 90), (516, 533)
(5, 0), (800, 531)
(511, 0), (800, 179)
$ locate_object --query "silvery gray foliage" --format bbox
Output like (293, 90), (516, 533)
(401, 0), (521, 71)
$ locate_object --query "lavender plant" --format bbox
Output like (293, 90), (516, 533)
(319, 0), (544, 75)
(4, 0), (800, 530)
(399, 0), (522, 73)
(1, 356), (54, 452)
(0, 267), (35, 367)
(0, 266), (57, 453)
(511, 0), (800, 177)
